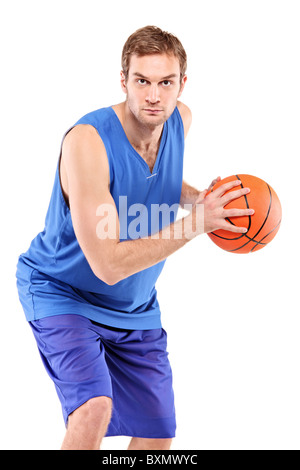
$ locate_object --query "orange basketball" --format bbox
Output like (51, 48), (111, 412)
(207, 174), (282, 253)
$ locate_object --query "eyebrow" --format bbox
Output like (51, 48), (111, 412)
(132, 72), (178, 80)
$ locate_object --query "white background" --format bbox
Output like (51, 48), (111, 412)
(1, 0), (299, 450)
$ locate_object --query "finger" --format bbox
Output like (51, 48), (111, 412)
(225, 208), (255, 218)
(221, 187), (250, 205)
(213, 179), (242, 198)
(208, 176), (221, 191)
(221, 221), (248, 234)
(199, 189), (208, 200)
(195, 189), (208, 203)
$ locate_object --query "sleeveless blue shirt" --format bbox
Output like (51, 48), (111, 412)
(16, 106), (185, 329)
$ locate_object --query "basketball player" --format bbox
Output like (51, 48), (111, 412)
(16, 26), (253, 450)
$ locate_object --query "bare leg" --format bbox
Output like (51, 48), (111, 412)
(61, 396), (112, 450)
(127, 438), (173, 450)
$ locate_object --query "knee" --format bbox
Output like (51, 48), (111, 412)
(84, 396), (112, 424)
(70, 396), (112, 427)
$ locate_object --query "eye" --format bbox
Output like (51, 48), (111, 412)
(138, 79), (147, 85)
(162, 80), (171, 87)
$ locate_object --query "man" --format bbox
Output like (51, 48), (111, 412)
(16, 26), (253, 450)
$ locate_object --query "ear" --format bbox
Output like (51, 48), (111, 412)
(178, 75), (188, 98)
(120, 71), (127, 94)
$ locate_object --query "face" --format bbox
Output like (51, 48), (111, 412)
(121, 53), (187, 128)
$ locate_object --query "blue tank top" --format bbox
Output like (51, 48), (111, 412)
(16, 106), (184, 329)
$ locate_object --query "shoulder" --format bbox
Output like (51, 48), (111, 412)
(63, 124), (106, 156)
(176, 101), (192, 138)
(62, 124), (109, 181)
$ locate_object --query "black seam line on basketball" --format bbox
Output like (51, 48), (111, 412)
(210, 225), (267, 244)
(250, 219), (281, 252)
(245, 235), (266, 245)
(228, 183), (272, 252)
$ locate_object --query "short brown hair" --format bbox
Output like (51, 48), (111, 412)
(122, 25), (187, 82)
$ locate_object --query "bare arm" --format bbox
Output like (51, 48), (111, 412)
(62, 125), (196, 285)
(180, 180), (201, 206)
(62, 125), (253, 286)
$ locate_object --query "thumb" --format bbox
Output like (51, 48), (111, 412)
(196, 189), (208, 203)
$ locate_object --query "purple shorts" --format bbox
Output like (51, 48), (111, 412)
(29, 314), (176, 438)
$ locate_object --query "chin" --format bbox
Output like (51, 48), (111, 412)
(139, 110), (172, 128)
(142, 116), (167, 127)
(127, 100), (174, 128)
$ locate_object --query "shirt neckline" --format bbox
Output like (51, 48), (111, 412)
(109, 106), (168, 178)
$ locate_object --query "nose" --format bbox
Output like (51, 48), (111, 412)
(146, 84), (160, 104)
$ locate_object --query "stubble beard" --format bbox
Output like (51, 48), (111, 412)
(126, 96), (176, 130)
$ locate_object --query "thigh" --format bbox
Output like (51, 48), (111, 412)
(99, 326), (176, 438)
(29, 314), (113, 424)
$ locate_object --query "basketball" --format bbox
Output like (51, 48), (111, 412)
(206, 174), (282, 253)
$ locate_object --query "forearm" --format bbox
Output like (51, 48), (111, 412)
(108, 210), (201, 284)
(180, 180), (201, 207)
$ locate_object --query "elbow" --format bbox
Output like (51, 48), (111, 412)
(91, 263), (123, 286)
(87, 244), (126, 286)
(102, 272), (122, 286)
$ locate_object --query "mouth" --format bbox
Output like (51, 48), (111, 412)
(143, 108), (163, 114)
